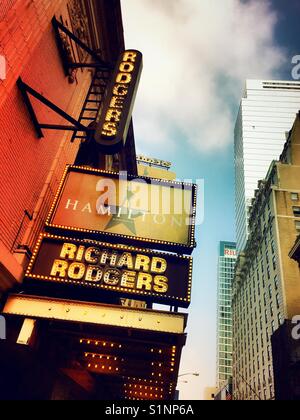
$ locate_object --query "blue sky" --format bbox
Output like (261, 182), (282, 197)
(121, 0), (300, 399)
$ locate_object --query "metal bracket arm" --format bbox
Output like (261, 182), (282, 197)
(17, 77), (92, 138)
(52, 17), (112, 72)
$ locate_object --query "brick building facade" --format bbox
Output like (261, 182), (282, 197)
(232, 113), (300, 400)
(0, 1), (190, 401)
(0, 0), (136, 294)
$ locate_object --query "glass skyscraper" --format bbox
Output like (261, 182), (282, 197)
(234, 79), (300, 251)
(216, 241), (237, 389)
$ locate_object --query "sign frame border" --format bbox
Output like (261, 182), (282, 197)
(25, 233), (193, 308)
(45, 165), (197, 254)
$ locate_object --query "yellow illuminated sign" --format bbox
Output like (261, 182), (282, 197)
(95, 50), (143, 154)
(25, 234), (193, 308)
(137, 164), (176, 181)
(50, 242), (169, 294)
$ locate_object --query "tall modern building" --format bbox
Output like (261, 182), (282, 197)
(234, 79), (300, 251)
(232, 114), (300, 400)
(216, 241), (237, 390)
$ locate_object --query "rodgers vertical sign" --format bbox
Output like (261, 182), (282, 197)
(95, 50), (143, 154)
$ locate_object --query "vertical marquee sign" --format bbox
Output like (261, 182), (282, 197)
(95, 50), (143, 154)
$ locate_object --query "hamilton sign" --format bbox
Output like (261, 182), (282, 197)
(25, 234), (193, 308)
(46, 165), (197, 254)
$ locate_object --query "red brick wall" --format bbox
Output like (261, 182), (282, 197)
(0, 0), (87, 252)
(0, 1), (18, 22)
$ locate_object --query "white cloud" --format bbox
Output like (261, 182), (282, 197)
(121, 0), (286, 155)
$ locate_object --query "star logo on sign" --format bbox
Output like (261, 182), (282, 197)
(105, 189), (146, 235)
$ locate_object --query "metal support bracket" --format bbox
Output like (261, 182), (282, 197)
(52, 17), (112, 74)
(17, 77), (92, 138)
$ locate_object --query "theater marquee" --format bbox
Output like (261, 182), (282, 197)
(95, 50), (143, 154)
(46, 165), (197, 254)
(25, 234), (193, 308)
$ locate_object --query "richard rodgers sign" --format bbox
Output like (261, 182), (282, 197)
(25, 234), (193, 308)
